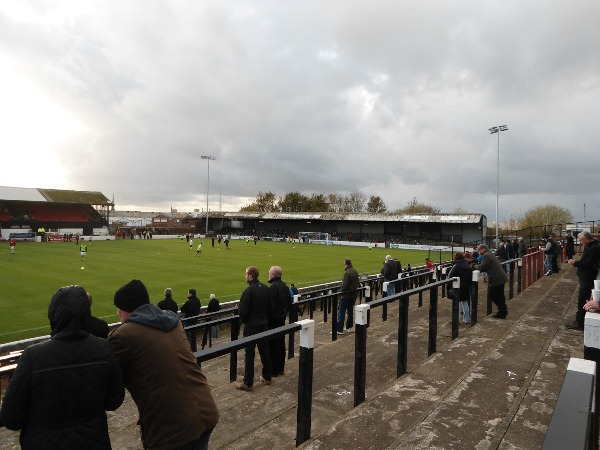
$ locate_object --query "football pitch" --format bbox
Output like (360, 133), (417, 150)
(0, 238), (452, 344)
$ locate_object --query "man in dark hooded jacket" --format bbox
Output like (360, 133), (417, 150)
(267, 265), (291, 376)
(109, 279), (219, 450)
(1, 285), (124, 450)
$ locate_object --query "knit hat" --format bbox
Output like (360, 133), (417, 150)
(114, 279), (150, 312)
(386, 255), (393, 261)
(210, 294), (216, 299)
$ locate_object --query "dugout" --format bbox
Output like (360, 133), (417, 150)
(0, 186), (111, 240)
(200, 211), (486, 245)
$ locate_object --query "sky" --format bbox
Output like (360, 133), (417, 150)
(1, 1), (599, 222)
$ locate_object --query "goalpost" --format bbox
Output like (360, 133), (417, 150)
(298, 231), (330, 244)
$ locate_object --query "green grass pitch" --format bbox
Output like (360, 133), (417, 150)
(0, 238), (452, 344)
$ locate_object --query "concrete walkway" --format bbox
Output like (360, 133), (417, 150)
(303, 265), (582, 450)
(0, 264), (584, 449)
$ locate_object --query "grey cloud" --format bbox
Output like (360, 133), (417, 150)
(1, 0), (599, 220)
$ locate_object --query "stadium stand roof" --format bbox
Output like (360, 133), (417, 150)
(213, 211), (484, 223)
(0, 186), (111, 205)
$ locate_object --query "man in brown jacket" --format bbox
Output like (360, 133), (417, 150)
(337, 258), (360, 334)
(109, 279), (219, 450)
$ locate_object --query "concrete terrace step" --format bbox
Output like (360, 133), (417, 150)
(301, 267), (582, 450)
(109, 281), (489, 450)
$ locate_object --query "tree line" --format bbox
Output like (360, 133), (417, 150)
(240, 191), (443, 214)
(241, 192), (578, 238)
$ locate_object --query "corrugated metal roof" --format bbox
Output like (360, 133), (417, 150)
(215, 211), (484, 223)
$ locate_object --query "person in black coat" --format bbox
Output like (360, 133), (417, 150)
(181, 289), (202, 349)
(267, 266), (291, 376)
(235, 266), (272, 390)
(566, 232), (600, 329)
(207, 294), (220, 338)
(1, 285), (124, 450)
(381, 255), (399, 296)
(85, 292), (109, 338)
(565, 233), (576, 259)
(157, 287), (178, 314)
(448, 253), (473, 324)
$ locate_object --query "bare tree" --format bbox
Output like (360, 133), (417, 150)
(343, 190), (367, 212)
(327, 193), (345, 213)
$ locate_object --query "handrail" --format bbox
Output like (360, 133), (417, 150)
(542, 358), (596, 450)
(194, 323), (301, 363)
(193, 320), (313, 447)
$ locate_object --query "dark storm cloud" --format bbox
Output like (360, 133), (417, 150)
(1, 0), (599, 219)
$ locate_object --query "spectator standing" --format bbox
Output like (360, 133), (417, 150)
(496, 240), (508, 262)
(553, 238), (562, 273)
(506, 240), (514, 260)
(235, 266), (273, 391)
(337, 258), (359, 334)
(477, 244), (509, 319)
(543, 235), (557, 276)
(85, 292), (110, 339)
(518, 237), (527, 258)
(381, 255), (398, 296)
(512, 239), (519, 259)
(497, 240), (510, 272)
(109, 280), (219, 449)
(268, 265), (291, 377)
(181, 289), (202, 348)
(290, 283), (303, 316)
(207, 293), (220, 338)
(1, 285), (124, 449)
(566, 231), (600, 330)
(565, 232), (576, 260)
(448, 253), (473, 324)
(157, 287), (178, 314)
(290, 283), (299, 297)
(395, 258), (402, 275)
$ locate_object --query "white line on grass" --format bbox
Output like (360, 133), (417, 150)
(0, 325), (49, 338)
